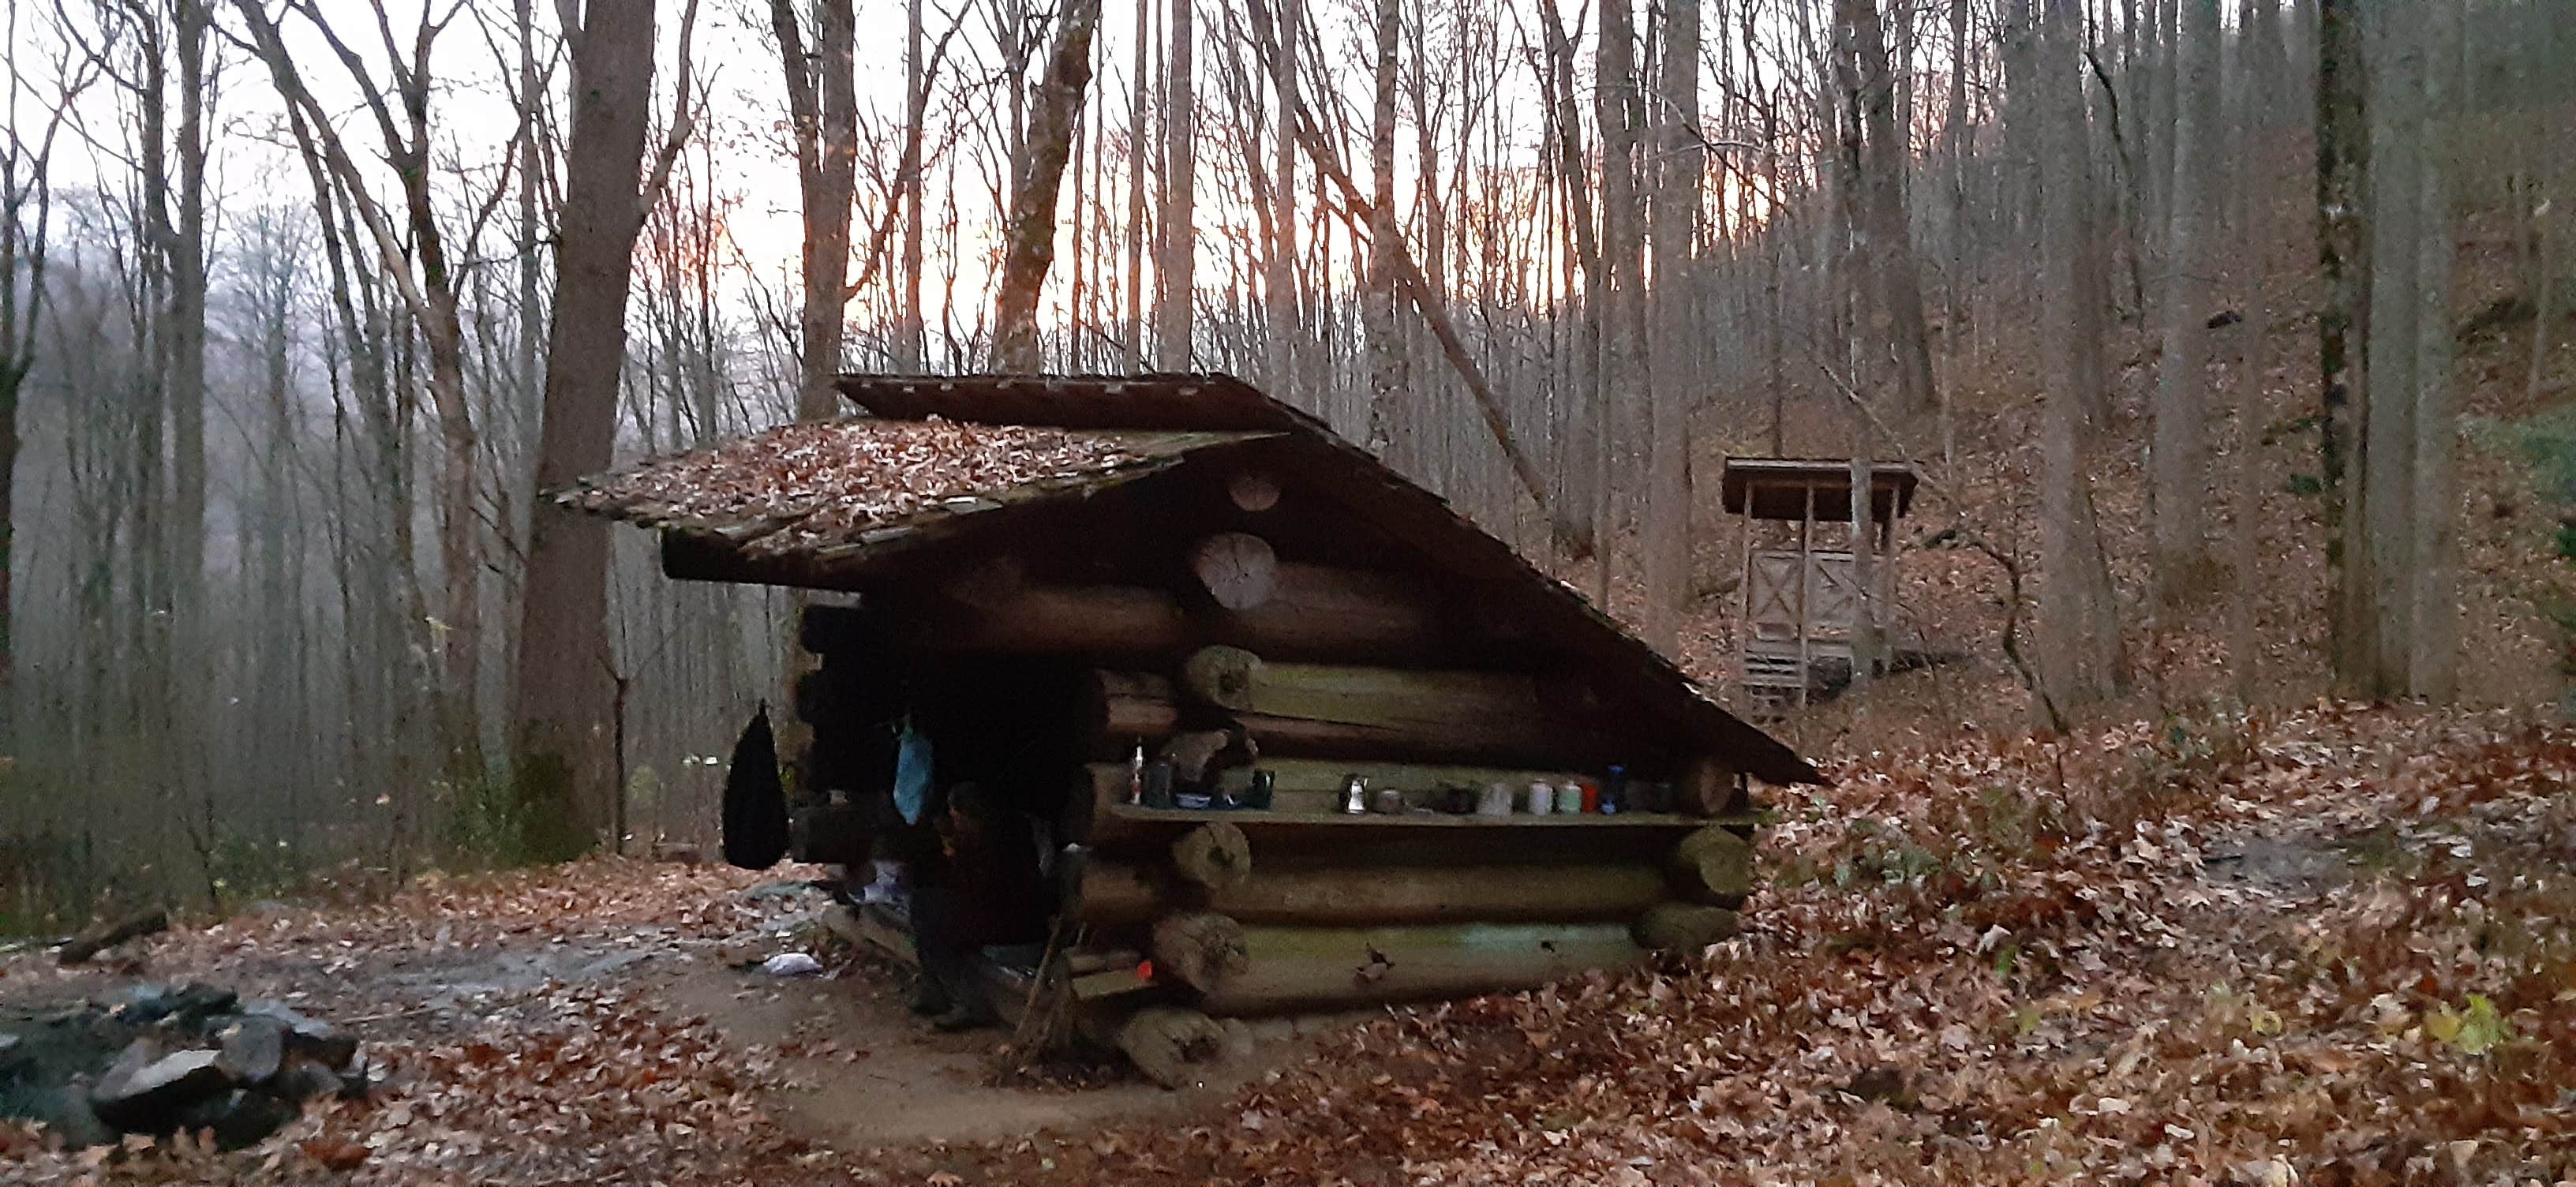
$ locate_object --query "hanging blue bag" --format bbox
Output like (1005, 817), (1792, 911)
(893, 717), (934, 826)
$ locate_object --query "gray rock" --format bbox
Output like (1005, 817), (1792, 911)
(173, 1088), (298, 1149)
(264, 1057), (344, 1103)
(214, 1016), (285, 1084)
(91, 1049), (233, 1131)
(116, 983), (238, 1028)
(100, 1038), (155, 1086)
(28, 1084), (114, 1149)
(237, 1001), (357, 1069)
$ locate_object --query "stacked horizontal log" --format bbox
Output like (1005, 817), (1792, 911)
(1194, 922), (1644, 1016)
(1070, 859), (1664, 927)
(857, 560), (1458, 663)
(794, 513), (1769, 1062)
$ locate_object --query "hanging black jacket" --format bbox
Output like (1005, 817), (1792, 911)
(722, 703), (789, 870)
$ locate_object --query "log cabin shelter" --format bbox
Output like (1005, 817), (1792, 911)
(1720, 456), (1919, 719)
(556, 373), (1820, 1080)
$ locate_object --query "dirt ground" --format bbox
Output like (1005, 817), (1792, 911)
(0, 863), (1319, 1181)
(652, 926), (1285, 1150)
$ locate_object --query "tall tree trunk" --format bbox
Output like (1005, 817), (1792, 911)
(1538, 0), (1605, 583)
(1597, 0), (1645, 585)
(2407, 21), (2457, 703)
(994, 0), (1105, 370)
(773, 0), (858, 419)
(2036, 0), (2121, 724)
(1943, 0), (1970, 345)
(2146, 0), (2177, 249)
(2357, 0), (2423, 700)
(157, 0), (213, 827)
(1122, 0), (1148, 372)
(1837, 0), (1938, 418)
(1155, 0), (1195, 369)
(2150, 0), (2220, 605)
(2226, 0), (2265, 703)
(2316, 0), (2372, 691)
(1263, 0), (1300, 392)
(1362, 0), (1402, 450)
(899, 0), (929, 372)
(1643, 0), (1698, 653)
(512, 0), (668, 859)
(518, 0), (544, 421)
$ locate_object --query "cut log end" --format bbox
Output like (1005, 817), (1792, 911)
(1671, 826), (1754, 903)
(1633, 902), (1741, 952)
(1683, 757), (1747, 816)
(1193, 533), (1278, 610)
(1170, 822), (1253, 892)
(1181, 646), (1264, 711)
(1115, 1006), (1230, 1089)
(1227, 471), (1282, 512)
(1149, 912), (1250, 993)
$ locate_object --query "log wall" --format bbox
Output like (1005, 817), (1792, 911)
(790, 458), (1762, 1033)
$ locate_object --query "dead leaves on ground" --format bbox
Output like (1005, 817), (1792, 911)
(5, 706), (2575, 1185)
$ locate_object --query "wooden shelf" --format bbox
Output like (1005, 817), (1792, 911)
(1099, 805), (1748, 829)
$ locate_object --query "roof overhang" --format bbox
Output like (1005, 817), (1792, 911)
(1720, 457), (1919, 522)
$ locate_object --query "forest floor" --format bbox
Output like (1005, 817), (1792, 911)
(2, 698), (2572, 1185)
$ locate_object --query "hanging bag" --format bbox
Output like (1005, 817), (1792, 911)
(722, 702), (790, 870)
(892, 716), (934, 826)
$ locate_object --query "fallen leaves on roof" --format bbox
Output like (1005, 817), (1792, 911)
(552, 418), (1177, 555)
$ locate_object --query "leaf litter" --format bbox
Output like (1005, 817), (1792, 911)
(4, 702), (2574, 1185)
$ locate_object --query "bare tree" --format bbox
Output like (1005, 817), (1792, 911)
(1597, 0), (1644, 571)
(1833, 0), (1938, 418)
(1156, 0), (1194, 369)
(1537, 0), (1605, 580)
(898, 0), (930, 373)
(2149, 0), (2219, 605)
(233, 0), (489, 772)
(2342, 0), (2460, 702)
(2035, 0), (2121, 724)
(0, 4), (95, 747)
(513, 0), (698, 858)
(1260, 0), (1298, 392)
(2316, 0), (2370, 689)
(1361, 0), (1400, 450)
(994, 0), (1105, 370)
(1642, 0), (1698, 653)
(771, 0), (858, 420)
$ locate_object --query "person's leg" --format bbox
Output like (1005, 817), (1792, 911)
(911, 888), (998, 1028)
(927, 942), (998, 1030)
(905, 888), (955, 1016)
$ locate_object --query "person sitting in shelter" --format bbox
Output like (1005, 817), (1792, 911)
(906, 781), (1046, 1032)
